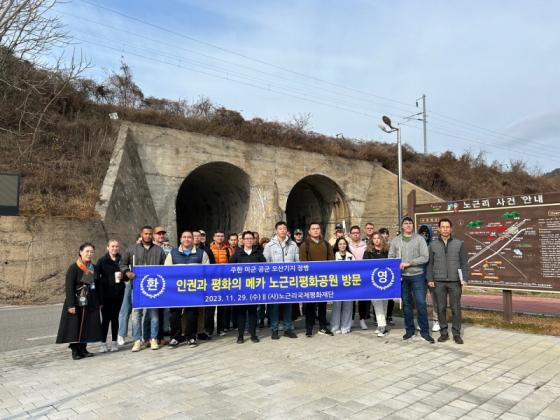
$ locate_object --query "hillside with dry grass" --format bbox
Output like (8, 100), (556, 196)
(1, 54), (558, 219)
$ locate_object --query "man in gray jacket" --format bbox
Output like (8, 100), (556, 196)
(263, 221), (299, 340)
(388, 217), (432, 343)
(427, 218), (469, 344)
(120, 225), (166, 352)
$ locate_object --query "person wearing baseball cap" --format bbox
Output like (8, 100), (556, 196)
(293, 228), (304, 247)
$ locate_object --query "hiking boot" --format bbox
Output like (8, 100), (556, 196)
(271, 330), (280, 340)
(438, 333), (449, 342)
(453, 335), (464, 344)
(251, 336), (260, 343)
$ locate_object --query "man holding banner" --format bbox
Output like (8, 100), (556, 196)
(229, 231), (266, 343)
(165, 230), (209, 348)
(300, 222), (335, 337)
(263, 221), (299, 340)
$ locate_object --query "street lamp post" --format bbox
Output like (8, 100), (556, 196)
(378, 116), (403, 230)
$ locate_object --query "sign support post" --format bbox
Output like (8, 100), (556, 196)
(503, 290), (513, 322)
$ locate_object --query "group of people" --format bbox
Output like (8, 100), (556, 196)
(56, 217), (468, 360)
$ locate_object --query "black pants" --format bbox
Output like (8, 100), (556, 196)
(305, 302), (327, 332)
(170, 307), (198, 341)
(204, 306), (216, 334)
(358, 301), (370, 320)
(218, 306), (235, 332)
(435, 281), (462, 337)
(237, 305), (257, 338)
(101, 295), (123, 342)
(386, 299), (395, 320)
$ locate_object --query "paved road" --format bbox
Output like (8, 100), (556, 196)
(0, 304), (62, 352)
(1, 320), (560, 419)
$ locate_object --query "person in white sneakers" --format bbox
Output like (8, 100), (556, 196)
(331, 238), (355, 334)
(418, 224), (440, 333)
(364, 233), (390, 337)
(348, 225), (369, 330)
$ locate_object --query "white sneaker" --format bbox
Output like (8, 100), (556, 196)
(150, 338), (159, 350)
(111, 341), (119, 352)
(415, 323), (421, 331)
(341, 329), (351, 334)
(360, 319), (368, 330)
(117, 335), (125, 346)
(374, 328), (381, 334)
(333, 329), (342, 334)
(432, 321), (441, 332)
(377, 328), (387, 337)
(131, 340), (142, 352)
(99, 342), (108, 353)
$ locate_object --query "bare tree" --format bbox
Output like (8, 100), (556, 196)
(0, 0), (90, 159)
(289, 112), (312, 132)
(105, 59), (144, 108)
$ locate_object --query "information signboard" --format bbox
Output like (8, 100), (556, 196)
(414, 192), (560, 292)
(0, 173), (20, 216)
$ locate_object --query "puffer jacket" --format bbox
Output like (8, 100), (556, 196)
(263, 235), (300, 263)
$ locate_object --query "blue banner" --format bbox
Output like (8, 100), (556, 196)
(132, 259), (402, 308)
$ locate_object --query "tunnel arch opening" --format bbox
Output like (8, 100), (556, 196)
(176, 162), (250, 240)
(285, 174), (350, 239)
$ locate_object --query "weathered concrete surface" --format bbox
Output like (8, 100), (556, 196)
(1, 320), (560, 419)
(126, 123), (440, 243)
(0, 217), (107, 303)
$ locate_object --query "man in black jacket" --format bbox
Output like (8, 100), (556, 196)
(427, 218), (469, 344)
(229, 231), (266, 343)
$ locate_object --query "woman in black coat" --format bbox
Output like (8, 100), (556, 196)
(56, 242), (103, 359)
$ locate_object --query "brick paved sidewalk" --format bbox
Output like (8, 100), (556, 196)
(1, 321), (560, 419)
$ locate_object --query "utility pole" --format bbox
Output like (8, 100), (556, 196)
(421, 94), (427, 154)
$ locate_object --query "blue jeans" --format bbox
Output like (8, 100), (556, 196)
(118, 281), (132, 338)
(268, 304), (293, 332)
(132, 308), (159, 341)
(402, 274), (430, 336)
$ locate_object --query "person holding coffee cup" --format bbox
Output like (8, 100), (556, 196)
(95, 239), (125, 352)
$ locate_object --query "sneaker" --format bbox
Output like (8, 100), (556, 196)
(169, 338), (179, 347)
(131, 340), (142, 352)
(306, 330), (313, 337)
(341, 329), (351, 334)
(402, 332), (415, 340)
(415, 323), (421, 331)
(318, 328), (334, 336)
(421, 334), (435, 344)
(377, 328), (387, 337)
(117, 335), (125, 346)
(453, 335), (464, 345)
(284, 330), (297, 339)
(438, 333), (449, 343)
(237, 337), (244, 344)
(197, 333), (212, 341)
(333, 329), (342, 334)
(271, 330), (280, 340)
(374, 328), (381, 334)
(159, 338), (170, 346)
(432, 321), (441, 332)
(99, 342), (108, 353)
(387, 318), (395, 326)
(251, 336), (260, 343)
(360, 319), (368, 330)
(218, 331), (226, 337)
(150, 338), (159, 350)
(188, 338), (198, 348)
(111, 341), (119, 352)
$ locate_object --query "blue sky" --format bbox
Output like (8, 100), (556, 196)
(53, 0), (560, 171)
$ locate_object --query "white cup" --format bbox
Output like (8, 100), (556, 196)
(115, 271), (123, 283)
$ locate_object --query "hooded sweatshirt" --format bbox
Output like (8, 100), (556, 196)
(388, 233), (429, 277)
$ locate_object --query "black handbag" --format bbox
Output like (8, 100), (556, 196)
(76, 285), (89, 307)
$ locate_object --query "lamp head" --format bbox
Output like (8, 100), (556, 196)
(382, 115), (395, 130)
